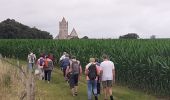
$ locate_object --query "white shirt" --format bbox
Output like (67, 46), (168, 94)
(59, 55), (66, 61)
(28, 54), (36, 63)
(100, 60), (115, 81)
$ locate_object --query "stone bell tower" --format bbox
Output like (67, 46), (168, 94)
(55, 17), (79, 39)
(57, 17), (68, 39)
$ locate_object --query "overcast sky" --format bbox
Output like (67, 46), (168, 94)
(0, 0), (170, 38)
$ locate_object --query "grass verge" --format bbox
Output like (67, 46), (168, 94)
(35, 68), (157, 100)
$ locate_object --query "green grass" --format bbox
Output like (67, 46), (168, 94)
(35, 68), (157, 100)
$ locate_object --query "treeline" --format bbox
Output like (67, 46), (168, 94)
(119, 33), (139, 39)
(0, 19), (53, 39)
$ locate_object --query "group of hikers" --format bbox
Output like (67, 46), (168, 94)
(27, 52), (54, 83)
(27, 51), (115, 100)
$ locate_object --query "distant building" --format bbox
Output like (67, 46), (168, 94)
(55, 17), (79, 39)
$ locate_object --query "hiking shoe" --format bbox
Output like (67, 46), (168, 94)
(72, 94), (76, 96)
(95, 96), (98, 100)
(75, 92), (78, 96)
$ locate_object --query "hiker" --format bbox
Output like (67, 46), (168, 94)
(36, 55), (45, 80)
(100, 54), (115, 100)
(61, 54), (70, 80)
(66, 56), (82, 96)
(27, 52), (36, 70)
(44, 55), (54, 83)
(59, 52), (67, 70)
(85, 58), (100, 100)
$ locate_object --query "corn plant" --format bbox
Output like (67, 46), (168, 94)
(0, 39), (170, 96)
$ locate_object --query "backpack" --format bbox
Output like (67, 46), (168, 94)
(44, 59), (49, 68)
(47, 61), (53, 68)
(39, 58), (44, 66)
(71, 61), (80, 74)
(44, 59), (53, 68)
(62, 58), (70, 68)
(88, 64), (97, 80)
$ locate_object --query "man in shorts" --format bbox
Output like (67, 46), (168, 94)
(66, 56), (82, 96)
(100, 54), (115, 100)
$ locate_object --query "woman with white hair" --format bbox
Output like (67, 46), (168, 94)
(27, 51), (36, 71)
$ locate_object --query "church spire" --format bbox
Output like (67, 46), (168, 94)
(61, 17), (66, 23)
(70, 28), (78, 37)
(56, 17), (79, 39)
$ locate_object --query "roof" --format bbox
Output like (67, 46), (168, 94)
(70, 28), (78, 37)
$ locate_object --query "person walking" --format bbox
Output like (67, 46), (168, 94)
(36, 55), (45, 80)
(61, 54), (70, 80)
(66, 56), (82, 96)
(59, 52), (67, 69)
(27, 52), (36, 70)
(100, 54), (115, 100)
(85, 58), (100, 100)
(44, 55), (54, 83)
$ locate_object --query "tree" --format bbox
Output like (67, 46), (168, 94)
(119, 33), (139, 39)
(0, 18), (53, 39)
(150, 35), (156, 39)
(82, 36), (89, 39)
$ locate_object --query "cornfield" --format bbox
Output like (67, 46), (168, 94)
(0, 39), (170, 96)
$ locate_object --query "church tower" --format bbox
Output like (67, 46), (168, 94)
(58, 17), (68, 39)
(55, 17), (79, 39)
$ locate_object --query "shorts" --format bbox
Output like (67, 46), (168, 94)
(102, 80), (113, 88)
(69, 73), (79, 88)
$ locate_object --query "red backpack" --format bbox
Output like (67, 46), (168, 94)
(44, 59), (49, 68)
